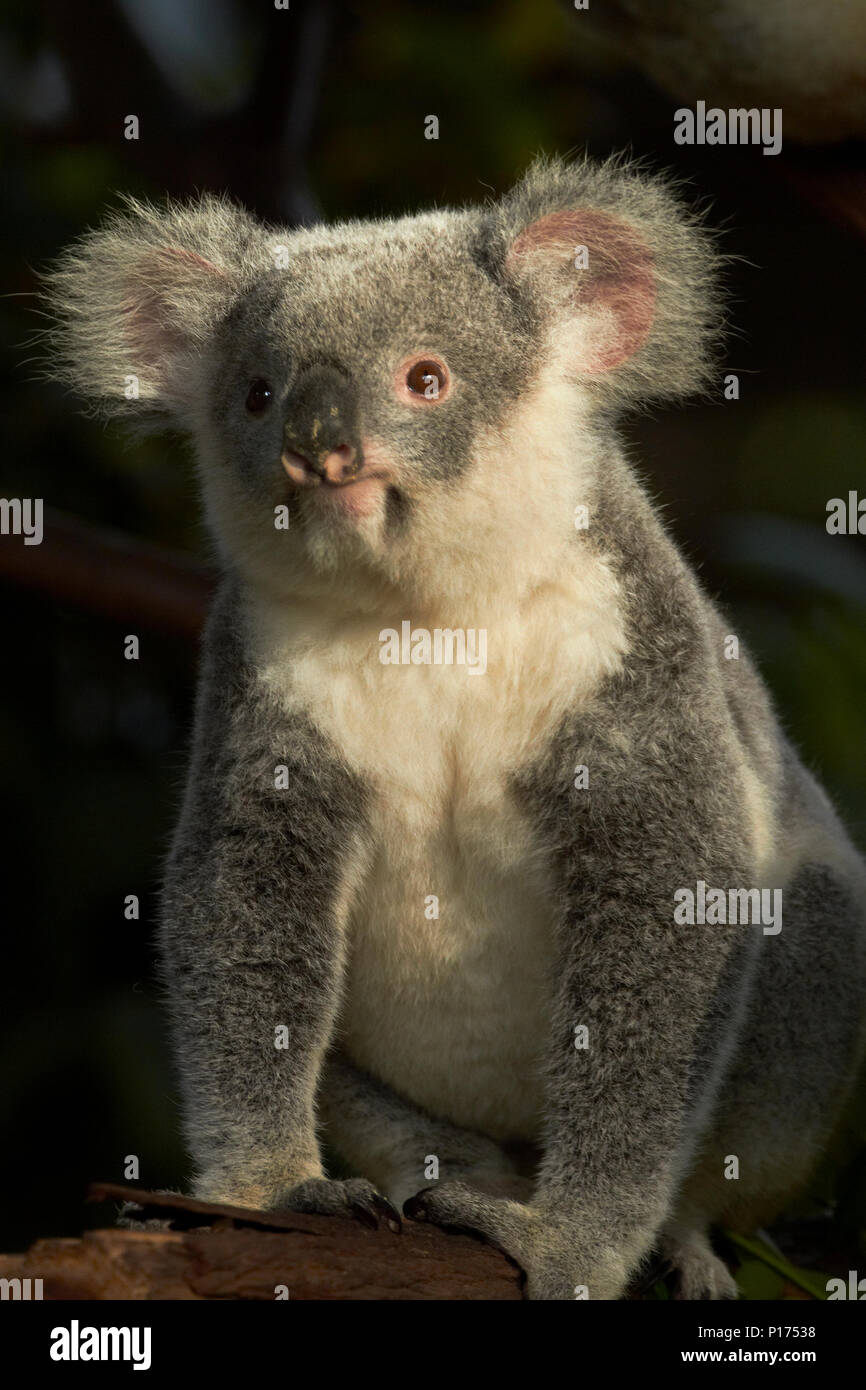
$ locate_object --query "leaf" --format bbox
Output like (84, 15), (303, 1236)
(735, 1259), (785, 1301)
(724, 1230), (828, 1300)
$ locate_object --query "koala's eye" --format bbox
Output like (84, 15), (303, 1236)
(245, 379), (274, 416)
(405, 358), (448, 400)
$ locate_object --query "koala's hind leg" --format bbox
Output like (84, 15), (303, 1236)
(318, 1052), (537, 1211)
(662, 861), (866, 1299)
(687, 864), (865, 1226)
(657, 1214), (739, 1300)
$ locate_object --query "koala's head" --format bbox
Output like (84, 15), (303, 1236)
(45, 157), (719, 609)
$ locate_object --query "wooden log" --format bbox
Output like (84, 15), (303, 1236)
(0, 1184), (523, 1301)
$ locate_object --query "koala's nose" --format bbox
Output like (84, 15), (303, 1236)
(282, 363), (363, 486)
(282, 444), (361, 487)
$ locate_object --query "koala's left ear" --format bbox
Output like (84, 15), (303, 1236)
(484, 155), (723, 408)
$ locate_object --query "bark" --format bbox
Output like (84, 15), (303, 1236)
(0, 1184), (523, 1301)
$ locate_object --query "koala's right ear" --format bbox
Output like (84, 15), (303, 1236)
(42, 194), (270, 424)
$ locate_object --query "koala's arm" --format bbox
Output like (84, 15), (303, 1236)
(520, 673), (757, 1297)
(409, 577), (760, 1298)
(160, 583), (368, 1209)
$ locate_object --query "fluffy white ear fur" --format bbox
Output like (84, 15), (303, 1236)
(43, 193), (262, 420)
(116, 245), (230, 397)
(489, 156), (723, 410)
(505, 208), (656, 374)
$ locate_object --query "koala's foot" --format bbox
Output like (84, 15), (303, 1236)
(388, 1160), (534, 1212)
(318, 1051), (539, 1212)
(404, 1180), (529, 1258)
(274, 1176), (402, 1232)
(661, 1226), (738, 1300)
(404, 1180), (628, 1299)
(194, 1170), (401, 1232)
(124, 1178), (401, 1233)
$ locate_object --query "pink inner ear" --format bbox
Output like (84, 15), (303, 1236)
(506, 209), (656, 373)
(121, 245), (227, 371)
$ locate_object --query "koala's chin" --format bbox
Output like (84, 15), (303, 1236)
(299, 487), (389, 579)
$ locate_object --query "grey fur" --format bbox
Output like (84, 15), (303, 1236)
(42, 155), (866, 1298)
(159, 583), (370, 1206)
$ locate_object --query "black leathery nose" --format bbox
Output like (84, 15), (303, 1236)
(283, 364), (363, 471)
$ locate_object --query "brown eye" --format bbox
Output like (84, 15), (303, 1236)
(245, 379), (273, 415)
(406, 359), (447, 399)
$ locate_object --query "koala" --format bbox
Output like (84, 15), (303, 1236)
(46, 157), (866, 1299)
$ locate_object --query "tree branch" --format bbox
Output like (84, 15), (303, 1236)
(0, 509), (213, 640)
(0, 1184), (524, 1300)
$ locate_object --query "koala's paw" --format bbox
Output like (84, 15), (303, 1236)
(404, 1181), (633, 1299)
(404, 1180), (546, 1287)
(665, 1231), (739, 1300)
(275, 1176), (402, 1233)
(671, 1251), (739, 1301)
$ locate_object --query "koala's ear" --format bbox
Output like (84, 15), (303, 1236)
(487, 155), (723, 409)
(43, 194), (270, 424)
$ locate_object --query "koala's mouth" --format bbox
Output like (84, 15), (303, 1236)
(315, 472), (389, 519)
(282, 449), (391, 522)
(280, 440), (409, 535)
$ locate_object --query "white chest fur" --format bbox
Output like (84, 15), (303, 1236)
(253, 544), (627, 1141)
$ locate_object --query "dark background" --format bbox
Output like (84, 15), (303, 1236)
(2, 0), (865, 1292)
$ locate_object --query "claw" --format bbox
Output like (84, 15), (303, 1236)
(348, 1199), (379, 1229)
(372, 1193), (402, 1233)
